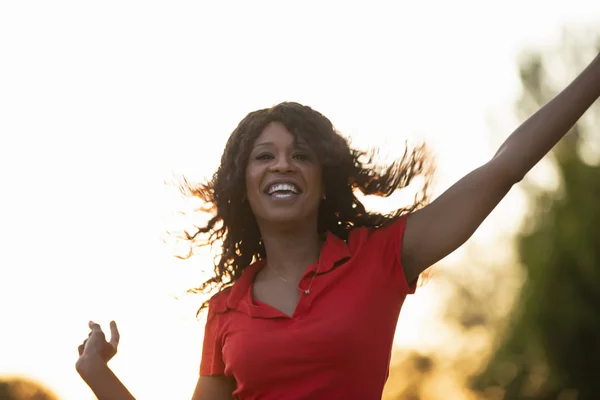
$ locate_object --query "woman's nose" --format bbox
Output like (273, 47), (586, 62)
(269, 154), (295, 172)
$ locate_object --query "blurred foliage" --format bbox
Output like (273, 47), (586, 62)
(472, 32), (600, 399)
(0, 377), (58, 400)
(383, 351), (436, 399)
(384, 29), (600, 400)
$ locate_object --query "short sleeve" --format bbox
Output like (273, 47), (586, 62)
(199, 295), (227, 376)
(370, 215), (417, 294)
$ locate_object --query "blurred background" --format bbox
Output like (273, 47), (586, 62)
(1, 1), (599, 399)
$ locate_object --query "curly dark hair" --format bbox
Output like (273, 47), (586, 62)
(181, 102), (434, 311)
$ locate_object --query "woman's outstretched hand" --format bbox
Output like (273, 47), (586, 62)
(77, 320), (120, 364)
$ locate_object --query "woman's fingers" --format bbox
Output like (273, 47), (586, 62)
(78, 320), (119, 361)
(88, 320), (110, 342)
(108, 320), (120, 350)
(88, 320), (103, 334)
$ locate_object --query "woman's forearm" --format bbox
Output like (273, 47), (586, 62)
(76, 354), (136, 400)
(495, 53), (600, 181)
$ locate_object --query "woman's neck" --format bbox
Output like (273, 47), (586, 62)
(259, 223), (322, 279)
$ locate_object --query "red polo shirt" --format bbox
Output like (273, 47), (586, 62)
(200, 216), (416, 399)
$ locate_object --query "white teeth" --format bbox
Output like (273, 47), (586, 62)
(268, 183), (299, 194)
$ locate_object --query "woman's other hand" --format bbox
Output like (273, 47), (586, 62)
(77, 320), (120, 368)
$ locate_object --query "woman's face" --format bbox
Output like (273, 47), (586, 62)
(245, 122), (324, 229)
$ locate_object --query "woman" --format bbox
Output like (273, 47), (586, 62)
(76, 53), (600, 399)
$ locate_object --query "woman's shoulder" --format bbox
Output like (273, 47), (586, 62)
(348, 214), (408, 243)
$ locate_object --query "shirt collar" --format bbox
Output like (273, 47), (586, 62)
(226, 231), (351, 316)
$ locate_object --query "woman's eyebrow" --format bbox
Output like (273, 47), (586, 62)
(253, 141), (274, 148)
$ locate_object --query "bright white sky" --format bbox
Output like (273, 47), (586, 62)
(1, 1), (599, 399)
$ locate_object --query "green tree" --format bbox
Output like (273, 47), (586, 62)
(474, 32), (600, 400)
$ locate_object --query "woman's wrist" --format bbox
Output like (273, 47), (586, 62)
(76, 353), (107, 379)
(75, 353), (136, 400)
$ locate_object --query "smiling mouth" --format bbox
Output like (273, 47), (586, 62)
(267, 183), (300, 194)
(265, 182), (302, 199)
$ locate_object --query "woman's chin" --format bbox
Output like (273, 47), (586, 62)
(259, 212), (317, 229)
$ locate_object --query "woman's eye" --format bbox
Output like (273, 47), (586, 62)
(293, 153), (309, 160)
(255, 153), (273, 160)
